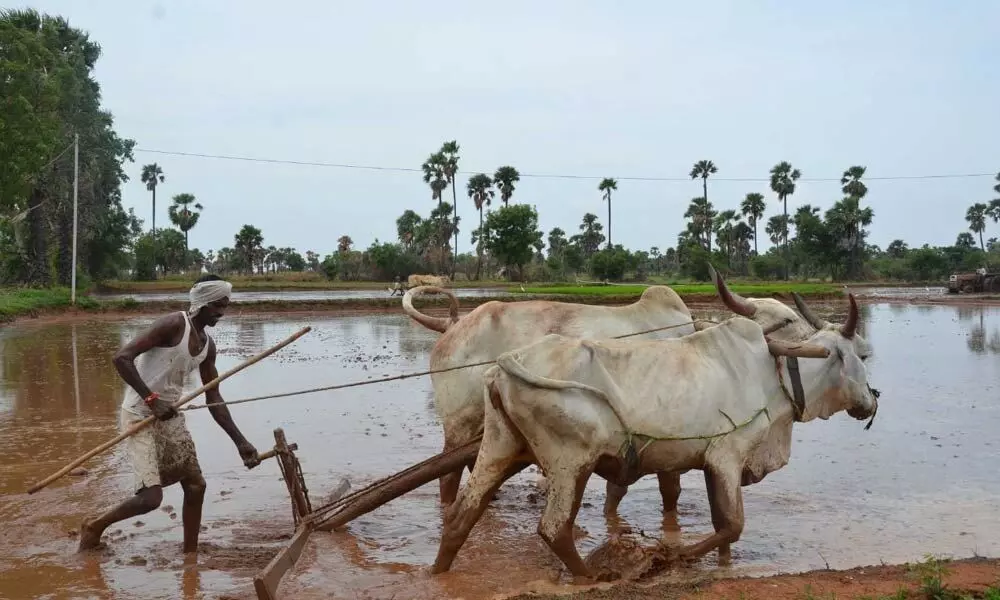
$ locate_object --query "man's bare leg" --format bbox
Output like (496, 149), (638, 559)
(79, 486), (163, 551)
(180, 475), (207, 554)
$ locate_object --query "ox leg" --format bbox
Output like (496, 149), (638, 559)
(538, 464), (595, 581)
(677, 465), (743, 562)
(602, 480), (628, 518)
(438, 453), (464, 505)
(431, 406), (527, 573)
(657, 471), (683, 532)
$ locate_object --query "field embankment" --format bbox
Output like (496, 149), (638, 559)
(519, 556), (1000, 600)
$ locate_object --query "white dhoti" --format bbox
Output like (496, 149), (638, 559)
(120, 410), (202, 493)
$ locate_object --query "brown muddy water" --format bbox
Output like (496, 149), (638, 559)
(1, 302), (998, 599)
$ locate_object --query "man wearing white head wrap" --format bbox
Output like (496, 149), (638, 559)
(79, 274), (258, 555)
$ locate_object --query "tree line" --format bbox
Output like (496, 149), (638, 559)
(4, 10), (999, 288)
(175, 162), (1000, 285)
(1, 9), (138, 287)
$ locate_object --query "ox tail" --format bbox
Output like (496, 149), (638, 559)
(495, 352), (610, 400)
(495, 351), (632, 434)
(402, 285), (460, 334)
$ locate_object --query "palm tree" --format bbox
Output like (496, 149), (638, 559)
(840, 166), (868, 201)
(421, 152), (448, 273)
(167, 193), (203, 253)
(440, 141), (461, 272)
(766, 214), (789, 246)
(140, 163), (165, 277)
(713, 209), (739, 264)
(598, 178), (618, 249)
(967, 203), (989, 251)
(769, 161), (801, 279)
(493, 166), (520, 206)
(840, 165), (869, 276)
(740, 192), (766, 255)
(467, 173), (494, 279)
(732, 221), (754, 271)
(684, 196), (716, 251)
(988, 172), (1000, 224)
(690, 160), (718, 208)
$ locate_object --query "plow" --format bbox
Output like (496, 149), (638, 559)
(251, 426), (482, 600)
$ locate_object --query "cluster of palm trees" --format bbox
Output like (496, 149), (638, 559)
(421, 141), (521, 277)
(674, 161), (870, 278)
(139, 162), (204, 275)
(964, 173), (1000, 251)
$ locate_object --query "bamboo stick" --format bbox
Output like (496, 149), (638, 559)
(25, 326), (312, 495)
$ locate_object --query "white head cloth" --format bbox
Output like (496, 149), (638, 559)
(188, 280), (233, 317)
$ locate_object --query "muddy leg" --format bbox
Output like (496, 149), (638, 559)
(603, 480), (628, 518)
(439, 468), (463, 505)
(180, 475), (206, 554)
(432, 397), (526, 573)
(538, 465), (595, 582)
(438, 437), (467, 505)
(432, 459), (526, 573)
(679, 465), (743, 562)
(657, 471), (682, 532)
(79, 485), (163, 551)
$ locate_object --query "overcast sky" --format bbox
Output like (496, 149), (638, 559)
(29, 0), (1000, 256)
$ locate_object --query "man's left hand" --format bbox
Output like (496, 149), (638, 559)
(237, 441), (260, 469)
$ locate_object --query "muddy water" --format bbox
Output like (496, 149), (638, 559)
(1, 302), (998, 599)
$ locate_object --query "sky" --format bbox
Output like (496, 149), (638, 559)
(25, 0), (1000, 257)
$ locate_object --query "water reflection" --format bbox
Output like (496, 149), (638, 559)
(961, 306), (1000, 355)
(2, 303), (1000, 600)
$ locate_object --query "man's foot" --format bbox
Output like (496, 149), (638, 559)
(77, 519), (104, 552)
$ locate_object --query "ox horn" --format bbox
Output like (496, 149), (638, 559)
(840, 293), (859, 339)
(708, 263), (756, 318)
(791, 292), (830, 330)
(766, 339), (831, 359)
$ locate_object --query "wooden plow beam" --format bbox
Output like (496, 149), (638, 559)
(252, 436), (482, 600)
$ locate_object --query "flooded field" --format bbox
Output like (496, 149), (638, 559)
(1, 300), (998, 599)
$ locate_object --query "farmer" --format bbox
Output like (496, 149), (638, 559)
(78, 274), (260, 553)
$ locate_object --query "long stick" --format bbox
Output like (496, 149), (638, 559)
(25, 326), (312, 495)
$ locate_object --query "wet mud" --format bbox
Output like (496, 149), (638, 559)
(1, 299), (998, 599)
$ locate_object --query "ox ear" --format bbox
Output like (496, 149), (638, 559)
(766, 339), (831, 359)
(709, 263), (756, 318)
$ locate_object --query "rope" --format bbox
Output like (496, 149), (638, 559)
(181, 319), (716, 413)
(619, 405), (771, 461)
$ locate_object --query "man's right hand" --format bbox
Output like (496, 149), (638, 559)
(152, 398), (178, 421)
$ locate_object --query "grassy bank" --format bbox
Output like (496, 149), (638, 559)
(97, 272), (522, 293)
(0, 287), (141, 323)
(96, 271), (936, 294)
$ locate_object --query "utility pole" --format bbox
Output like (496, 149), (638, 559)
(71, 133), (79, 304)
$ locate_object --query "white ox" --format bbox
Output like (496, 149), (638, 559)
(401, 284), (698, 522)
(431, 295), (877, 580)
(409, 273), (451, 288)
(606, 266), (878, 537)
